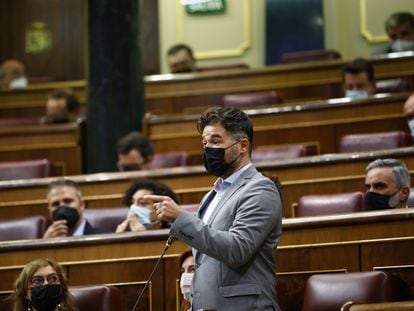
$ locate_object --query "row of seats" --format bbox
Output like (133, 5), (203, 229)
(4, 188), (414, 242)
(0, 204), (199, 241)
(156, 130), (413, 168)
(1, 285), (122, 311)
(0, 130), (410, 180)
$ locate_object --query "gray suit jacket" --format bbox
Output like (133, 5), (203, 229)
(171, 165), (282, 311)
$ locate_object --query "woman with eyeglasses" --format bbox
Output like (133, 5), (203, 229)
(8, 258), (78, 311)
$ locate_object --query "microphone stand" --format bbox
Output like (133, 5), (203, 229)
(130, 236), (175, 311)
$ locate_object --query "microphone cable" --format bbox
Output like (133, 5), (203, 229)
(131, 235), (175, 311)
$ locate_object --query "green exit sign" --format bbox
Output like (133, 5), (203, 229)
(185, 0), (226, 15)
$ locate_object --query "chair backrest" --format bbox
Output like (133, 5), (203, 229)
(281, 49), (341, 64)
(0, 215), (47, 241)
(375, 78), (411, 94)
(0, 116), (41, 127)
(69, 285), (122, 311)
(338, 131), (413, 153)
(0, 159), (53, 180)
(83, 208), (128, 233)
(295, 191), (365, 217)
(252, 144), (318, 163)
(302, 271), (406, 311)
(152, 151), (188, 168)
(407, 188), (414, 208)
(221, 90), (282, 108)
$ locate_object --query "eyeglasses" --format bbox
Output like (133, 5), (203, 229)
(30, 273), (61, 287)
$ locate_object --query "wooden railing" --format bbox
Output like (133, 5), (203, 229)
(0, 53), (413, 117)
(0, 121), (84, 175)
(0, 225), (413, 310)
(143, 92), (410, 155)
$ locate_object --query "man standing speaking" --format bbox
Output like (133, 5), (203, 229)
(146, 107), (282, 310)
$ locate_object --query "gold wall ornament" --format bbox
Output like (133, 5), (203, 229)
(25, 21), (52, 54)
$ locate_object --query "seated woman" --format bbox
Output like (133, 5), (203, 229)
(179, 249), (195, 311)
(9, 258), (77, 311)
(116, 178), (179, 232)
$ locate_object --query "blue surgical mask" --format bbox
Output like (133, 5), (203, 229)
(129, 204), (157, 228)
(408, 118), (414, 136)
(391, 39), (414, 52)
(345, 90), (369, 99)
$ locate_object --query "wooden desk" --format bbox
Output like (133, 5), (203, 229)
(0, 80), (86, 118)
(1, 53), (413, 117)
(0, 229), (413, 310)
(1, 147), (414, 219)
(143, 92), (410, 155)
(0, 121), (84, 175)
(144, 52), (414, 114)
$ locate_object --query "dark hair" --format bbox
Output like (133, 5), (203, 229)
(48, 88), (80, 114)
(197, 107), (254, 154)
(342, 58), (375, 82)
(122, 178), (179, 206)
(385, 12), (414, 31)
(116, 131), (154, 161)
(47, 178), (82, 198)
(167, 43), (194, 60)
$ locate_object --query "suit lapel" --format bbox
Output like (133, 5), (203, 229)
(207, 166), (255, 225)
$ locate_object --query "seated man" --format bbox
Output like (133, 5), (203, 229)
(116, 131), (154, 171)
(0, 59), (28, 89)
(43, 179), (108, 238)
(342, 58), (375, 99)
(365, 158), (410, 210)
(383, 12), (414, 53)
(167, 43), (196, 74)
(41, 88), (81, 124)
(403, 93), (414, 135)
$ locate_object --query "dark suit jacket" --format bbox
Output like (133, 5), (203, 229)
(83, 220), (110, 235)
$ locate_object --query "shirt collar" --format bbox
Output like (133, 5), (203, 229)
(72, 218), (86, 236)
(213, 163), (252, 192)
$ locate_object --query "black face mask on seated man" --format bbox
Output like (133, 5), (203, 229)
(52, 205), (80, 229)
(364, 190), (401, 210)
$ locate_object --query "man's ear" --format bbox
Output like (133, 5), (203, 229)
(240, 138), (249, 153)
(400, 186), (410, 202)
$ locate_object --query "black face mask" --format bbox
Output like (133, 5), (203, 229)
(364, 190), (400, 210)
(52, 205), (80, 229)
(44, 116), (70, 124)
(202, 142), (240, 177)
(30, 284), (64, 311)
(117, 163), (143, 172)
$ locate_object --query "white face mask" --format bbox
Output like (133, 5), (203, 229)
(129, 204), (152, 226)
(408, 119), (414, 136)
(391, 39), (414, 52)
(180, 272), (194, 302)
(345, 90), (369, 99)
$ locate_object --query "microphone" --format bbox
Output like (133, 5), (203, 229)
(131, 234), (175, 311)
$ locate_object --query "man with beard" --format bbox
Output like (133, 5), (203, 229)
(146, 107), (282, 311)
